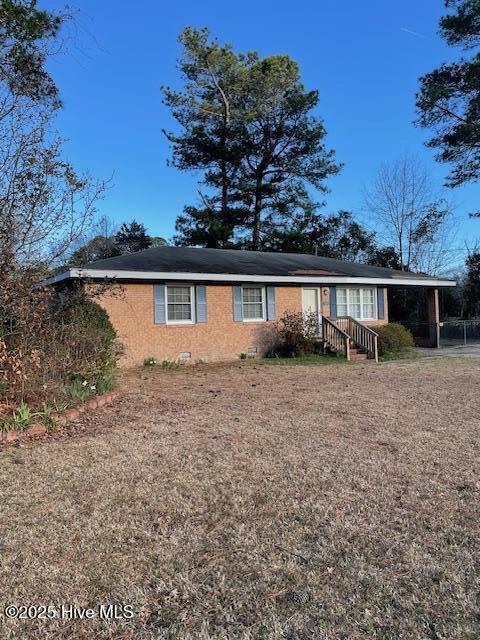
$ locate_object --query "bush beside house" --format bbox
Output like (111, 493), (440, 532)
(266, 311), (320, 357)
(266, 314), (415, 362)
(0, 257), (120, 432)
(375, 323), (415, 357)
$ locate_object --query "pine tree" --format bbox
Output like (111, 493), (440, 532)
(417, 0), (480, 190)
(114, 220), (152, 254)
(164, 27), (340, 249)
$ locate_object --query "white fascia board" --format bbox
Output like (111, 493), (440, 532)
(42, 268), (456, 288)
(41, 270), (75, 286)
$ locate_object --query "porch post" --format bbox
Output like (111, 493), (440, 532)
(426, 287), (440, 348)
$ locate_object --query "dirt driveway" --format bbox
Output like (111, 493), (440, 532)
(1, 358), (479, 639)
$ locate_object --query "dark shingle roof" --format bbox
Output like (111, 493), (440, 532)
(82, 246), (441, 281)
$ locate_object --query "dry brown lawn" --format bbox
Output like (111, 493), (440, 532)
(0, 357), (479, 639)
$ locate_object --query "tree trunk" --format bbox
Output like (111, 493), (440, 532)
(252, 176), (263, 251)
(220, 158), (229, 247)
(399, 235), (405, 271)
(215, 63), (230, 247)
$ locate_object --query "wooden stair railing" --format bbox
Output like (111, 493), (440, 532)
(330, 316), (379, 362)
(322, 316), (350, 360)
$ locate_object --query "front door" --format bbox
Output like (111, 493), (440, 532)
(302, 287), (322, 335)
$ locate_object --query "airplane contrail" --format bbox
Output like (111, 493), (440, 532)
(400, 27), (426, 38)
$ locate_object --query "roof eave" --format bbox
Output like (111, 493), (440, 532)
(41, 268), (457, 288)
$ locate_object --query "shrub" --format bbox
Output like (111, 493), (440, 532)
(0, 254), (120, 410)
(160, 359), (182, 370)
(61, 298), (119, 381)
(267, 311), (320, 358)
(144, 357), (157, 367)
(376, 323), (414, 356)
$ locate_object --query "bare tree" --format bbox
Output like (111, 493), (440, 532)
(0, 2), (107, 271)
(0, 119), (106, 269)
(364, 153), (456, 275)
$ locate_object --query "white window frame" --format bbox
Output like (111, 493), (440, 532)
(165, 284), (195, 325)
(241, 285), (266, 322)
(336, 287), (377, 321)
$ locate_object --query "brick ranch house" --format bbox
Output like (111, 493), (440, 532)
(47, 246), (456, 366)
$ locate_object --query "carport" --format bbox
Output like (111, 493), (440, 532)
(393, 287), (445, 348)
(390, 285), (480, 349)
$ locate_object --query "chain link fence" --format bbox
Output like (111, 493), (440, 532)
(398, 320), (480, 348)
(439, 319), (480, 346)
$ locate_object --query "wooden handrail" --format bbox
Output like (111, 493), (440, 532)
(322, 316), (350, 360)
(335, 316), (378, 337)
(331, 316), (379, 362)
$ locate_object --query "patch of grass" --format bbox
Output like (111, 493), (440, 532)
(52, 397), (69, 414)
(9, 402), (31, 431)
(143, 357), (183, 371)
(160, 358), (183, 370)
(95, 374), (116, 395)
(68, 377), (94, 403)
(33, 402), (56, 431)
(0, 402), (32, 432)
(261, 352), (343, 365)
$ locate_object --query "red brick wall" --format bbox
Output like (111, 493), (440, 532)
(96, 283), (389, 367)
(97, 283), (301, 366)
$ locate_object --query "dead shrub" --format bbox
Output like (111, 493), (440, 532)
(267, 310), (320, 357)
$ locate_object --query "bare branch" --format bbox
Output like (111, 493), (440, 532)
(364, 153), (457, 274)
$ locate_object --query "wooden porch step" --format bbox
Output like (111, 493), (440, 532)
(324, 341), (369, 360)
(349, 347), (366, 355)
(350, 353), (368, 360)
(322, 316), (378, 362)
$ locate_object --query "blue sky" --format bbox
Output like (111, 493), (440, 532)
(43, 0), (479, 265)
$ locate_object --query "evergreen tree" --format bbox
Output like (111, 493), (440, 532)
(164, 27), (339, 249)
(417, 0), (480, 190)
(164, 27), (248, 248)
(233, 56), (340, 249)
(366, 246), (402, 270)
(68, 235), (119, 266)
(0, 0), (63, 110)
(113, 220), (152, 254)
(464, 251), (480, 316)
(262, 208), (376, 261)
